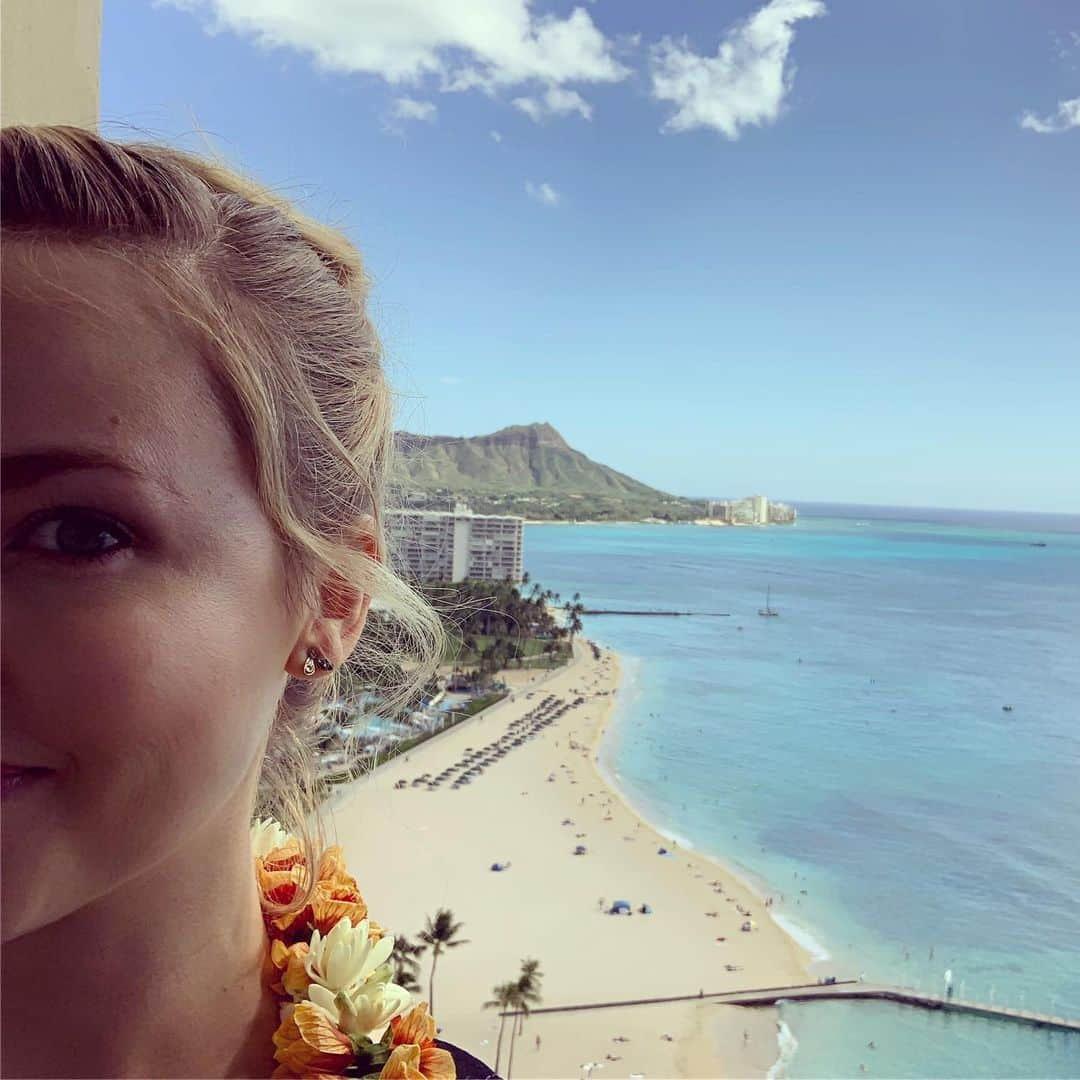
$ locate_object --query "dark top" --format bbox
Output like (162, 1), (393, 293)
(434, 1039), (501, 1079)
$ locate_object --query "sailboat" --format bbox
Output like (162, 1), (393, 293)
(758, 586), (779, 617)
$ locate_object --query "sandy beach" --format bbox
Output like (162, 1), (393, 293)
(327, 642), (813, 1078)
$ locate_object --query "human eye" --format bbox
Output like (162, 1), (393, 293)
(5, 506), (136, 565)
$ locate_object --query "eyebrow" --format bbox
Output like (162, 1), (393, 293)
(0, 450), (147, 492)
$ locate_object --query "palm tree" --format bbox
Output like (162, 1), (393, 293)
(482, 981), (516, 1075)
(479, 642), (500, 682)
(504, 981), (526, 1079)
(568, 602), (584, 644)
(418, 909), (470, 1020)
(515, 958), (543, 1036)
(505, 959), (544, 1076)
(391, 934), (428, 994)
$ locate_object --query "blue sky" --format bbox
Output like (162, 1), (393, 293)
(101, 1), (1078, 511)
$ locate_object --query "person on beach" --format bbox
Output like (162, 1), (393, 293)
(1, 125), (496, 1079)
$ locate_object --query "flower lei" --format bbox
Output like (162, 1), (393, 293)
(252, 818), (456, 1080)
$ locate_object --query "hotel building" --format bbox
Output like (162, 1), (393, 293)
(707, 496), (797, 525)
(386, 502), (525, 583)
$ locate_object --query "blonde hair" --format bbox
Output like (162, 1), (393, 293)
(1, 124), (445, 919)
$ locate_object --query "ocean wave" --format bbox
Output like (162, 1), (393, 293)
(656, 827), (698, 850)
(767, 1019), (799, 1080)
(772, 913), (831, 963)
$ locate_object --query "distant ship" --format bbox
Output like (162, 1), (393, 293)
(758, 586), (779, 617)
(1030, 541), (1047, 548)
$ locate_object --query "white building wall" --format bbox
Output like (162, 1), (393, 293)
(387, 506), (524, 583)
(452, 516), (470, 581)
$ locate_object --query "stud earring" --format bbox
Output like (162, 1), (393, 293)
(304, 647), (334, 676)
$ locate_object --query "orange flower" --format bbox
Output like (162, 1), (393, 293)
(379, 1043), (455, 1080)
(381, 1004), (455, 1080)
(262, 837), (306, 869)
(389, 1002), (436, 1048)
(272, 1001), (354, 1077)
(268, 939), (313, 1000)
(260, 843), (377, 946)
(258, 839), (310, 926)
(311, 879), (371, 938)
(380, 1044), (424, 1079)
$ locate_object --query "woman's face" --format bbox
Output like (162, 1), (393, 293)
(1, 243), (304, 941)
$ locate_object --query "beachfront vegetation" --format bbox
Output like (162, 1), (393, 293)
(484, 983), (516, 1077)
(419, 574), (584, 686)
(418, 909), (470, 1022)
(390, 934), (427, 994)
(312, 575), (586, 797)
(485, 959), (545, 1078)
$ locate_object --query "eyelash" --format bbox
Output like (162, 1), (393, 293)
(5, 506), (137, 567)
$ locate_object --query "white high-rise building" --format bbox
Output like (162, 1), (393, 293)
(386, 502), (524, 583)
(709, 495), (794, 525)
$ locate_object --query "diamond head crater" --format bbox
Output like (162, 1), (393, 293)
(392, 422), (707, 523)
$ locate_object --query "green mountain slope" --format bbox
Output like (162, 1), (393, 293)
(392, 422), (705, 521)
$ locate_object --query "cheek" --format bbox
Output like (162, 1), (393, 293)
(7, 573), (293, 873)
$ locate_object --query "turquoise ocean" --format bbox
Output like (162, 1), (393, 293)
(523, 506), (1080, 1078)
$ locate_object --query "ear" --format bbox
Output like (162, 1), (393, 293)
(286, 514), (379, 678)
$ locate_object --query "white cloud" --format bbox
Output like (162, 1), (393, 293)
(649, 0), (826, 139)
(513, 85), (593, 122)
(1052, 30), (1080, 63)
(392, 97), (437, 123)
(512, 96), (545, 122)
(526, 180), (561, 206)
(169, 0), (629, 96)
(1019, 96), (1080, 134)
(490, 129), (504, 142)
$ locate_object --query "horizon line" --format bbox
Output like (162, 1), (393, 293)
(683, 498), (1080, 519)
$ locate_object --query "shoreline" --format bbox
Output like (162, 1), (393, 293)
(328, 640), (814, 1077)
(585, 645), (833, 971)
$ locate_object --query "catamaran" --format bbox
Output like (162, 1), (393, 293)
(758, 586), (779, 617)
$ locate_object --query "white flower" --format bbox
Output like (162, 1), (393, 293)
(307, 979), (414, 1042)
(251, 817), (290, 859)
(304, 917), (394, 995)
